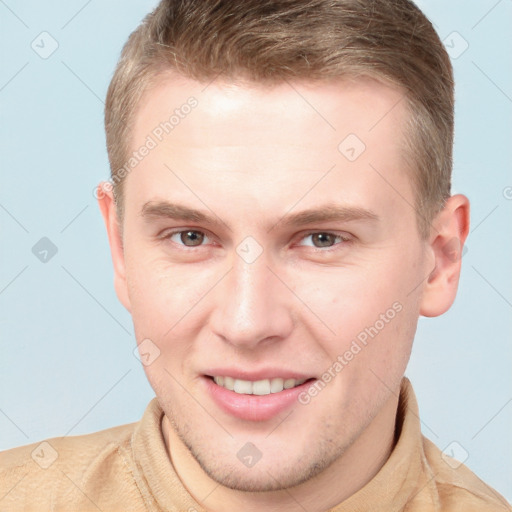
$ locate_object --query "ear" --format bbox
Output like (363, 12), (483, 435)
(97, 183), (131, 313)
(420, 194), (470, 317)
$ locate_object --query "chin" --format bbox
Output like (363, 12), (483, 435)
(178, 423), (346, 493)
(194, 454), (329, 493)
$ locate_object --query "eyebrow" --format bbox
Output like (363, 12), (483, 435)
(140, 201), (378, 230)
(141, 201), (225, 228)
(277, 204), (379, 227)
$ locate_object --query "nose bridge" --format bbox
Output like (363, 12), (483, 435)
(210, 252), (293, 348)
(234, 255), (270, 317)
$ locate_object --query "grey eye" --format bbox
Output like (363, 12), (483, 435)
(170, 230), (208, 246)
(299, 232), (342, 248)
(311, 233), (336, 247)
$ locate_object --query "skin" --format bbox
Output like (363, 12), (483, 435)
(98, 75), (469, 512)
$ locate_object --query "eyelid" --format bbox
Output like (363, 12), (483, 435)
(295, 230), (353, 248)
(158, 227), (213, 247)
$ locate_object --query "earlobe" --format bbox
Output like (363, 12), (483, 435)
(419, 194), (470, 318)
(97, 183), (132, 312)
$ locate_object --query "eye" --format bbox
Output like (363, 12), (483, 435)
(168, 230), (210, 247)
(297, 232), (349, 248)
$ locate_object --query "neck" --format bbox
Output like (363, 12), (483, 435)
(162, 392), (399, 512)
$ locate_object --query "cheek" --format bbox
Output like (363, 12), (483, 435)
(127, 246), (210, 305)
(290, 247), (423, 359)
(125, 254), (193, 337)
(124, 252), (225, 366)
(125, 260), (206, 390)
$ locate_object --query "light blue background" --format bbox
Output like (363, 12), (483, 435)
(1, 0), (511, 502)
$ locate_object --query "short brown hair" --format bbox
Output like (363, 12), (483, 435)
(105, 0), (453, 238)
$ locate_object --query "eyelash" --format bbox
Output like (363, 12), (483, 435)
(297, 231), (352, 250)
(159, 229), (352, 251)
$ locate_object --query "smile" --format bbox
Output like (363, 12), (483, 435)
(211, 376), (308, 395)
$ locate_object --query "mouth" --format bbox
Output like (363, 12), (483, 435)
(203, 374), (317, 421)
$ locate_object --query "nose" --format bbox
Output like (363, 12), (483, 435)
(209, 252), (294, 350)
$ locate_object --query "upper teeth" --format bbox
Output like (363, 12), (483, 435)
(213, 376), (307, 395)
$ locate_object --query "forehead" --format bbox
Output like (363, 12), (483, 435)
(125, 74), (415, 232)
(133, 73), (408, 152)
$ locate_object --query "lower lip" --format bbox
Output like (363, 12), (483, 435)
(202, 376), (316, 422)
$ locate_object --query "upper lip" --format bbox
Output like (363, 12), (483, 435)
(203, 368), (316, 381)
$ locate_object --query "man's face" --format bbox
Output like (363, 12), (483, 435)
(115, 76), (431, 491)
